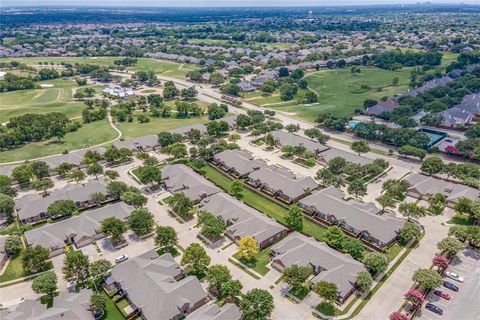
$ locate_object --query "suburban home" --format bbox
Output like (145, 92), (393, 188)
(405, 173), (480, 208)
(199, 192), (288, 249)
(365, 99), (400, 116)
(211, 149), (266, 178)
(161, 164), (221, 203)
(16, 179), (110, 224)
(24, 202), (134, 256)
(437, 107), (474, 129)
(271, 232), (366, 304)
(271, 130), (329, 154)
(188, 303), (241, 320)
(0, 236), (8, 270)
(0, 289), (93, 320)
(169, 123), (208, 137)
(455, 93), (480, 116)
(113, 134), (159, 152)
(398, 76), (454, 98)
(316, 147), (374, 166)
(299, 187), (405, 249)
(247, 166), (318, 204)
(104, 251), (208, 320)
(237, 80), (256, 92)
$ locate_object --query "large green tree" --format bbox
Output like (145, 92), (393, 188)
(181, 243), (211, 275)
(240, 289), (274, 320)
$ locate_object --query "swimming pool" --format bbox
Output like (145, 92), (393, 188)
(348, 120), (359, 128)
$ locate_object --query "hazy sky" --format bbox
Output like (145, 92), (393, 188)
(2, 0), (480, 7)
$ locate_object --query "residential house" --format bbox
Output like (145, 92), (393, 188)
(271, 130), (329, 154)
(299, 187), (405, 248)
(211, 149), (266, 178)
(24, 202), (133, 256)
(188, 303), (241, 320)
(437, 107), (474, 129)
(161, 164), (220, 203)
(271, 232), (366, 303)
(247, 166), (318, 204)
(103, 86), (134, 98)
(16, 179), (110, 224)
(105, 251), (208, 320)
(0, 289), (93, 320)
(199, 192), (288, 249)
(405, 173), (480, 208)
(169, 123), (208, 137)
(455, 93), (480, 116)
(237, 81), (256, 92)
(113, 134), (159, 152)
(317, 147), (374, 166)
(365, 100), (400, 116)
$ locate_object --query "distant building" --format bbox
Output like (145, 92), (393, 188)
(103, 86), (134, 99)
(366, 100), (400, 116)
(437, 107), (474, 129)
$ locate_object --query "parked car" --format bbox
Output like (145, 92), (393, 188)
(445, 271), (464, 283)
(115, 254), (128, 264)
(443, 280), (459, 292)
(433, 290), (451, 300)
(426, 303), (443, 315)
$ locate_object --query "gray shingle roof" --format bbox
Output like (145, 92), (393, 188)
(317, 148), (373, 165)
(0, 289), (93, 320)
(213, 149), (266, 176)
(110, 251), (207, 320)
(300, 187), (405, 244)
(438, 107), (474, 126)
(248, 166), (317, 200)
(188, 303), (241, 320)
(113, 134), (158, 151)
(271, 130), (329, 153)
(272, 232), (365, 299)
(456, 93), (480, 115)
(24, 202), (133, 251)
(161, 164), (221, 202)
(200, 192), (287, 245)
(16, 179), (109, 221)
(168, 124), (208, 136)
(406, 173), (480, 203)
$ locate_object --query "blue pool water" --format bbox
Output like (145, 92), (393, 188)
(348, 120), (359, 128)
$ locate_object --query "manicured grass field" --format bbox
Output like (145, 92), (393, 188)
(0, 78), (100, 120)
(248, 66), (411, 122)
(0, 119), (118, 163)
(195, 164), (327, 242)
(0, 57), (194, 78)
(116, 115), (210, 140)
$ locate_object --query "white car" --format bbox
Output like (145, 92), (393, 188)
(445, 271), (464, 283)
(115, 254), (128, 264)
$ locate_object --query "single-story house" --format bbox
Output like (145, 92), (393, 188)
(271, 130), (329, 154)
(187, 303), (241, 320)
(366, 100), (400, 116)
(237, 81), (256, 92)
(0, 289), (93, 320)
(113, 134), (159, 152)
(169, 124), (208, 137)
(271, 232), (366, 303)
(437, 107), (474, 128)
(24, 202), (134, 256)
(199, 192), (288, 249)
(106, 251), (208, 320)
(317, 147), (374, 166)
(455, 93), (479, 116)
(211, 149), (266, 178)
(247, 166), (318, 204)
(405, 173), (480, 208)
(299, 187), (405, 249)
(161, 164), (221, 203)
(16, 179), (110, 224)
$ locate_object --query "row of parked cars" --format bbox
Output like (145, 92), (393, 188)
(425, 271), (464, 316)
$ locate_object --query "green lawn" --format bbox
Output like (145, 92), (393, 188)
(290, 286), (311, 300)
(447, 213), (475, 226)
(195, 164), (327, 242)
(100, 291), (125, 320)
(0, 255), (54, 284)
(0, 223), (20, 236)
(385, 243), (404, 262)
(0, 119), (118, 163)
(0, 57), (194, 78)
(316, 302), (338, 316)
(233, 249), (271, 276)
(249, 67), (412, 122)
(0, 78), (98, 120)
(116, 115), (209, 140)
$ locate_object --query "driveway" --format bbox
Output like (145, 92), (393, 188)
(417, 247), (480, 320)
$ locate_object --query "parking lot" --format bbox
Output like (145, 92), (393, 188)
(417, 247), (480, 320)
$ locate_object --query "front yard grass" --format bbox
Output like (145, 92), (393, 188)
(316, 302), (338, 316)
(386, 243), (404, 262)
(0, 254), (54, 284)
(156, 246), (180, 257)
(233, 249), (271, 276)
(290, 285), (311, 300)
(195, 164), (327, 242)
